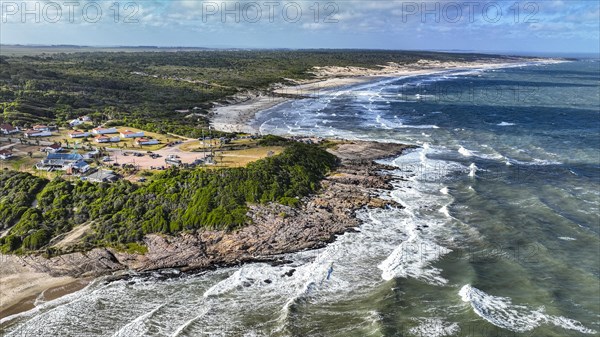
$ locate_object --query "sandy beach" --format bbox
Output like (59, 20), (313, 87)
(0, 254), (90, 320)
(208, 58), (549, 134)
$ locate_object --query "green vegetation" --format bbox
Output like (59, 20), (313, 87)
(0, 143), (337, 254)
(0, 50), (507, 137)
(0, 171), (48, 230)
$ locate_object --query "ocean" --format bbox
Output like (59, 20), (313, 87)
(2, 60), (599, 337)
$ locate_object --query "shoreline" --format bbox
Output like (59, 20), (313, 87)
(209, 58), (568, 134)
(209, 58), (566, 134)
(0, 278), (90, 321)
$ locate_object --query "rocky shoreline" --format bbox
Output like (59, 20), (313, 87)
(0, 141), (412, 317)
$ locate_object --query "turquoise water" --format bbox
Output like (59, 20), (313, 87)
(2, 60), (598, 336)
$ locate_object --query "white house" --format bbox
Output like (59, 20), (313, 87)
(69, 131), (91, 138)
(0, 149), (13, 160)
(32, 124), (50, 131)
(24, 130), (52, 138)
(92, 127), (118, 135)
(70, 160), (91, 173)
(69, 116), (91, 127)
(120, 130), (144, 138)
(95, 135), (120, 143)
(0, 124), (19, 135)
(136, 138), (159, 146)
(87, 170), (117, 183)
(69, 119), (84, 127)
(83, 149), (100, 159)
(36, 153), (84, 171)
(43, 143), (63, 153)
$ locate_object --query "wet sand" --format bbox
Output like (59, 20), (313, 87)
(0, 278), (90, 321)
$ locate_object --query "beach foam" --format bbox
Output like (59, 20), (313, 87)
(459, 285), (596, 334)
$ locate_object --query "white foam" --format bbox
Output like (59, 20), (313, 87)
(409, 318), (460, 337)
(169, 307), (212, 337)
(459, 285), (596, 334)
(111, 303), (165, 337)
(468, 163), (477, 177)
(378, 236), (451, 285)
(440, 187), (449, 195)
(439, 205), (451, 218)
(505, 157), (563, 166)
(497, 122), (516, 126)
(458, 146), (474, 157)
(558, 236), (577, 241)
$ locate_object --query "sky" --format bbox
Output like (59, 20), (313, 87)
(1, 0), (599, 54)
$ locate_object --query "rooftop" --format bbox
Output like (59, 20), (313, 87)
(47, 153), (83, 161)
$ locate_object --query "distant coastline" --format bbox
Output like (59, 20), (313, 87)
(209, 57), (567, 134)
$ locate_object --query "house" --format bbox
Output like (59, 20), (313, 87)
(36, 153), (84, 171)
(69, 160), (91, 173)
(43, 143), (63, 153)
(69, 116), (91, 127)
(69, 131), (91, 138)
(92, 127), (118, 135)
(24, 130), (52, 138)
(136, 138), (159, 146)
(83, 149), (100, 159)
(69, 119), (83, 127)
(120, 130), (144, 138)
(0, 149), (13, 160)
(95, 135), (120, 143)
(32, 125), (50, 131)
(0, 124), (19, 135)
(87, 170), (117, 183)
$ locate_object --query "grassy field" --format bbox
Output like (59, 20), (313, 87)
(214, 146), (284, 168)
(181, 138), (259, 152)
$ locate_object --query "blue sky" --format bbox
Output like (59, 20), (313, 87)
(1, 0), (599, 54)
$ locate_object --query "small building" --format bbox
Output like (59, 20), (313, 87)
(36, 153), (84, 171)
(136, 138), (159, 146)
(92, 127), (118, 135)
(70, 160), (91, 173)
(69, 116), (91, 127)
(0, 124), (19, 135)
(87, 170), (117, 183)
(32, 124), (50, 131)
(69, 119), (83, 127)
(69, 131), (91, 138)
(95, 135), (120, 143)
(43, 143), (63, 153)
(120, 130), (144, 139)
(0, 149), (13, 160)
(83, 149), (100, 159)
(24, 130), (52, 138)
